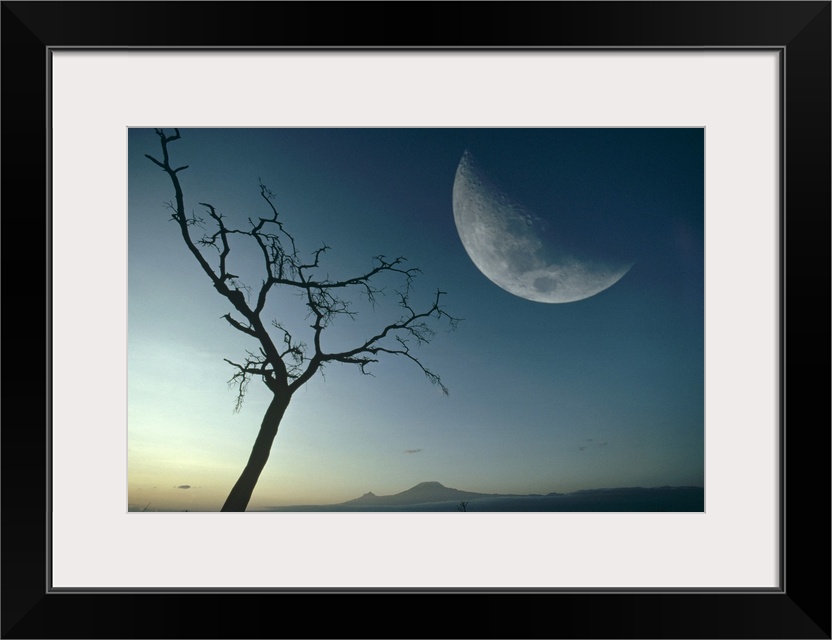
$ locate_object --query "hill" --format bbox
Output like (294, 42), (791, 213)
(341, 481), (498, 506)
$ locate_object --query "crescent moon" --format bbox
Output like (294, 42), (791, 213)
(452, 150), (633, 303)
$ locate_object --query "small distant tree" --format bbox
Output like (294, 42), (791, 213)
(457, 500), (468, 512)
(145, 129), (457, 512)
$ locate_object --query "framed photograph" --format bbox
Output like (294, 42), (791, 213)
(3, 2), (829, 638)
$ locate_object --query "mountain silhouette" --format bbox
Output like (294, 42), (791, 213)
(260, 483), (702, 512)
(341, 481), (501, 506)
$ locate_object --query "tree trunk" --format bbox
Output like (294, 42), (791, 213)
(221, 394), (290, 512)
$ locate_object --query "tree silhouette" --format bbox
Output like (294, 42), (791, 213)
(145, 129), (457, 512)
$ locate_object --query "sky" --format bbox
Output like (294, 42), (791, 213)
(128, 127), (704, 511)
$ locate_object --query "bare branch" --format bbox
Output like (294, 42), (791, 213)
(148, 129), (457, 412)
(222, 313), (258, 338)
(289, 288), (459, 395)
(144, 154), (166, 169)
(223, 350), (277, 412)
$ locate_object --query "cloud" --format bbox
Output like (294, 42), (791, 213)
(404, 449), (422, 454)
(578, 440), (609, 451)
(175, 485), (191, 489)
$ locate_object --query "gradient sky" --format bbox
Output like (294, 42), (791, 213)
(128, 127), (704, 511)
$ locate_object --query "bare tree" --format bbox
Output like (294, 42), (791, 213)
(145, 129), (458, 512)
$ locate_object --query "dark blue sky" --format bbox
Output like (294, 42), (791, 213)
(128, 127), (703, 511)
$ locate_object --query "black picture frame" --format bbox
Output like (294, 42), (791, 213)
(2, 2), (829, 638)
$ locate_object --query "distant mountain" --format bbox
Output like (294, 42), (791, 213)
(568, 485), (701, 496)
(341, 481), (499, 506)
(259, 482), (704, 512)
